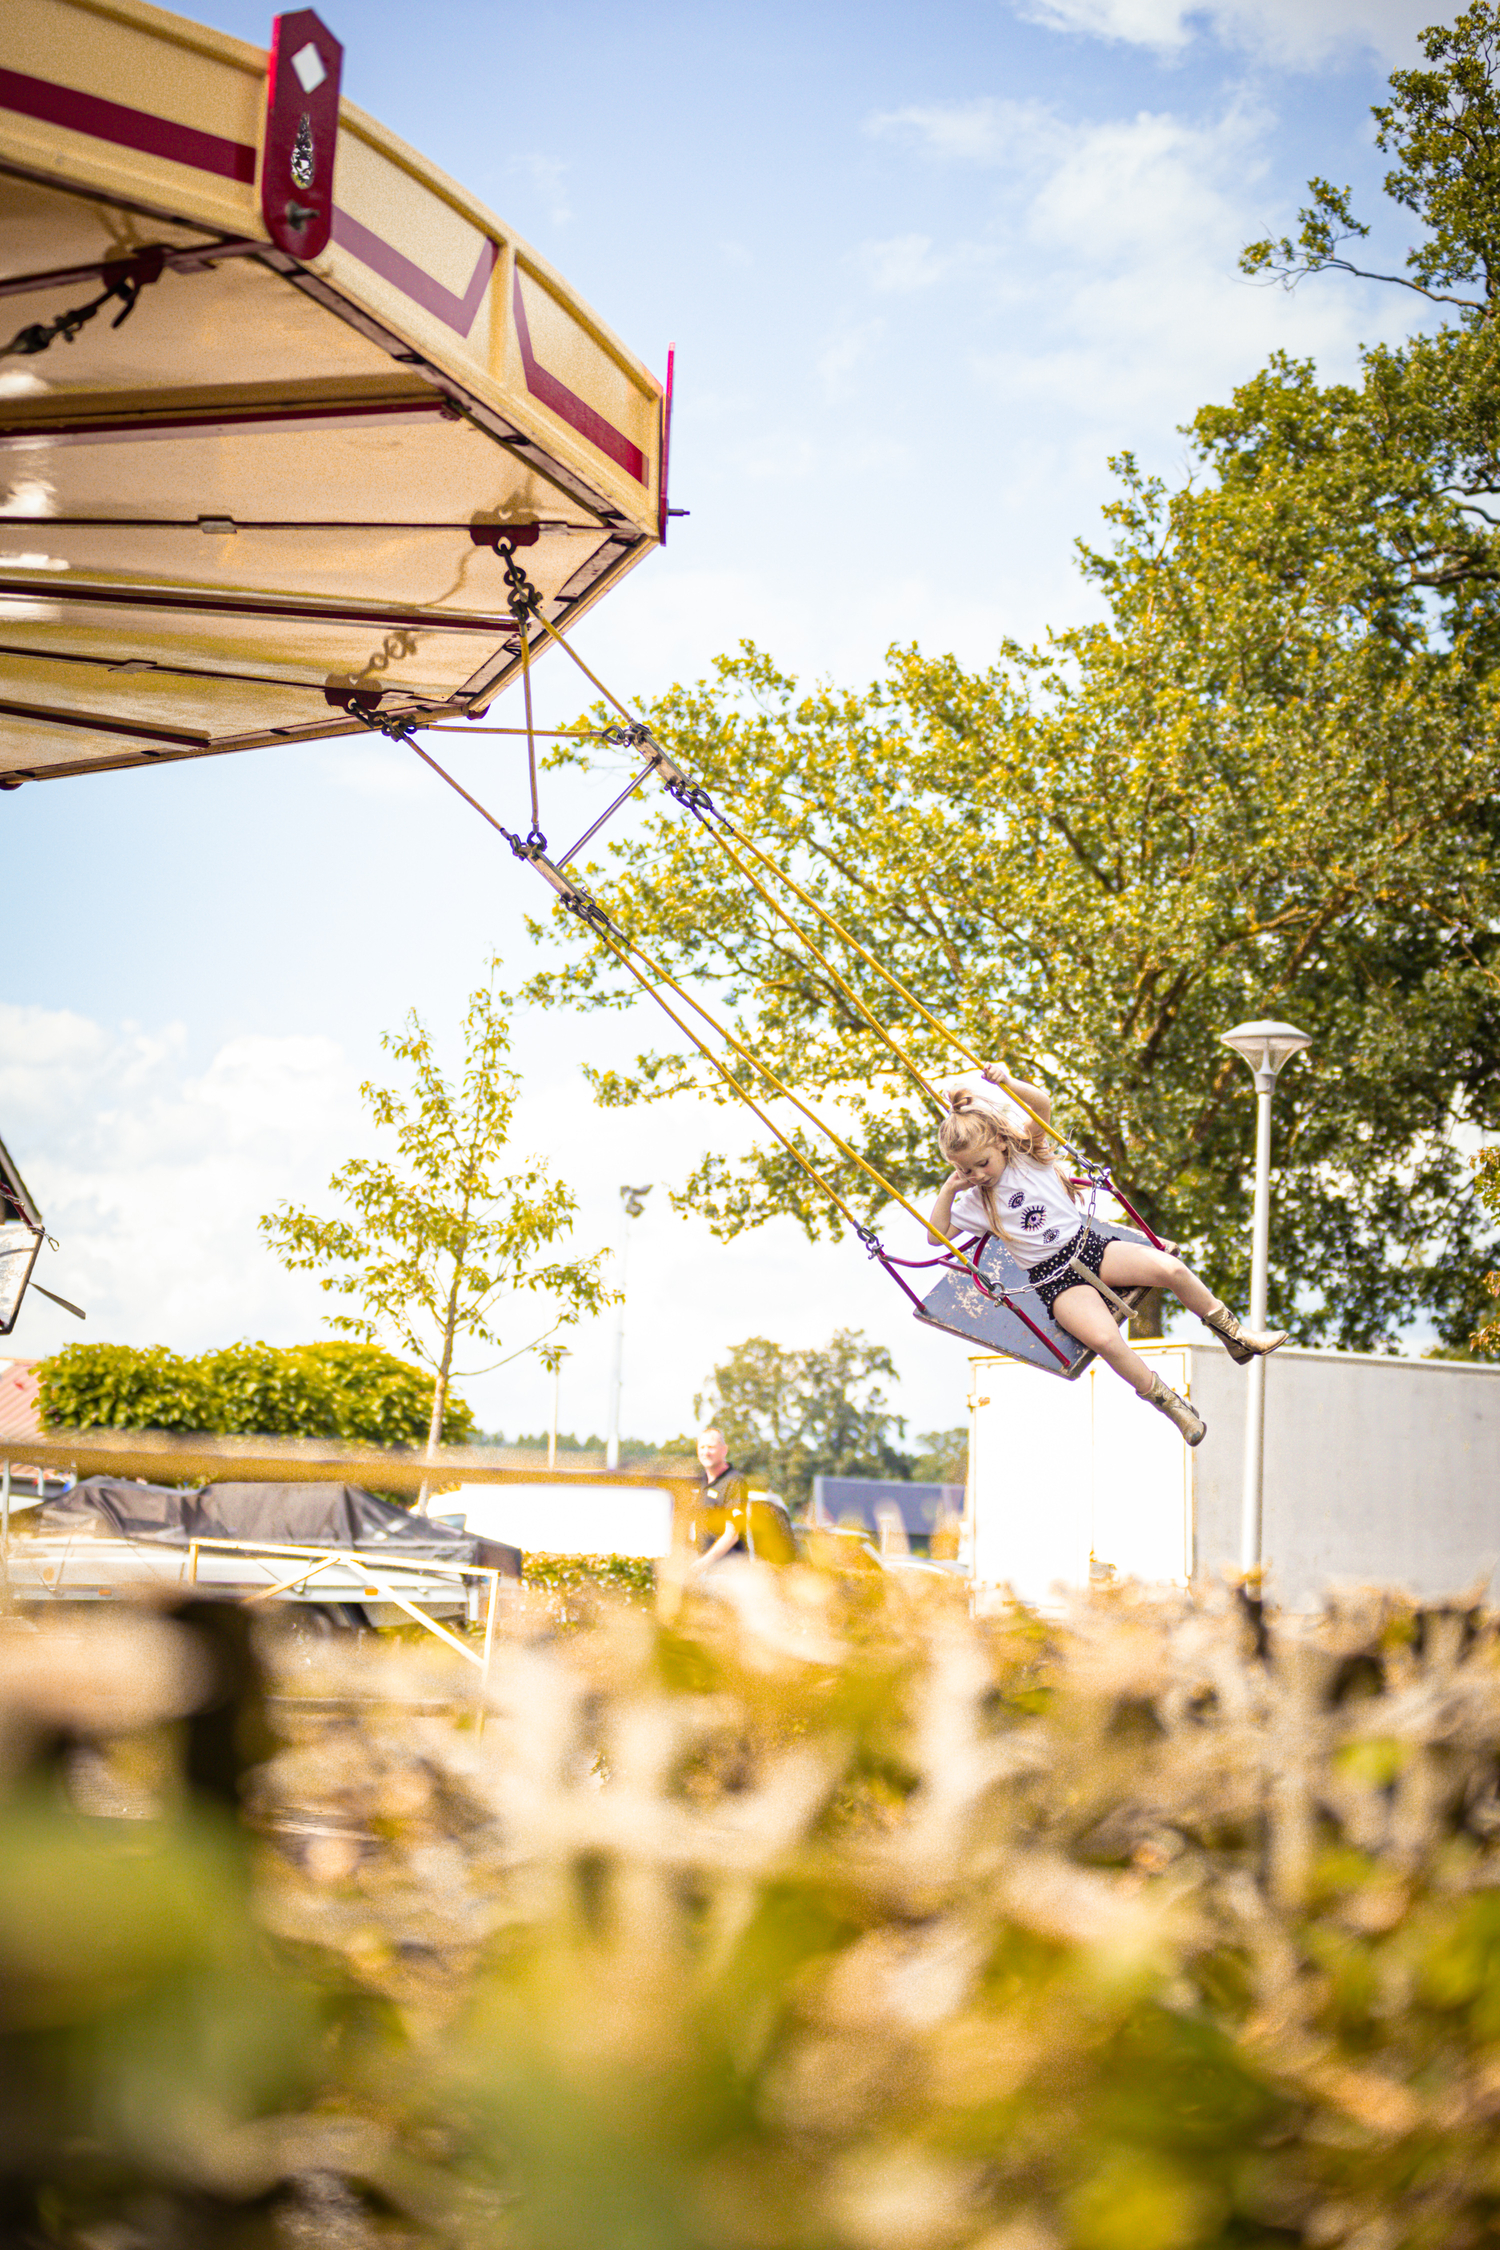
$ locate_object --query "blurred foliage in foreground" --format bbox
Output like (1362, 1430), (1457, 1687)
(9, 1566), (1500, 2245)
(35, 1336), (476, 1449)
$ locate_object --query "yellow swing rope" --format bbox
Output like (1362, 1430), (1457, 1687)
(692, 823), (946, 1118)
(517, 600), (541, 839)
(400, 725), (983, 1267)
(588, 930), (891, 1244)
(515, 599), (1076, 1150)
(470, 555), (1067, 1166)
(517, 609), (955, 1104)
(701, 820), (1077, 1151)
(595, 918), (979, 1260)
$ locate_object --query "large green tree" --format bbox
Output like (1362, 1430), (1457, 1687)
(527, 12), (1500, 1350)
(261, 967), (612, 1487)
(695, 1329), (909, 1510)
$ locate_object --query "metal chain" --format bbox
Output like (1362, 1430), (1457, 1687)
(495, 538), (544, 622)
(496, 540), (547, 847)
(2, 248), (165, 362)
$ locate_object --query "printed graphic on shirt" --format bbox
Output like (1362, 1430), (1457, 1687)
(1007, 1191), (1025, 1209)
(1021, 1204), (1046, 1231)
(1042, 1226), (1061, 1242)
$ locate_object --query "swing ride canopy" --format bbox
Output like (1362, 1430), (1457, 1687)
(0, 0), (668, 787)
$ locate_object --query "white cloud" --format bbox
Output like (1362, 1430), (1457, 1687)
(859, 93), (1393, 443)
(866, 95), (1068, 172)
(1010, 0), (1432, 64)
(856, 232), (994, 292)
(817, 320), (886, 402)
(1025, 102), (1268, 261)
(0, 1008), (360, 1359)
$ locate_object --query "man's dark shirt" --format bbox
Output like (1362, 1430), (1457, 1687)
(696, 1463), (795, 1564)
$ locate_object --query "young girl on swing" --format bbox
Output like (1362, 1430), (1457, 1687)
(928, 1063), (1287, 1446)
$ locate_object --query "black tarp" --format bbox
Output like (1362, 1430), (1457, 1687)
(33, 1479), (520, 1575)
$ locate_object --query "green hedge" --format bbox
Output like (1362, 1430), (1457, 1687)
(35, 1338), (474, 1448)
(520, 1551), (656, 1608)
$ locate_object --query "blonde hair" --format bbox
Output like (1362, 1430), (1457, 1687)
(937, 1105), (1078, 1240)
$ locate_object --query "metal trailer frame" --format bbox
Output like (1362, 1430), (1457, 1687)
(1, 1521), (509, 1717)
(0, 1433), (707, 1638)
(190, 1534), (505, 1705)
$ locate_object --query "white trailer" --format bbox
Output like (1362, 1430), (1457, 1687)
(967, 1342), (1500, 1611)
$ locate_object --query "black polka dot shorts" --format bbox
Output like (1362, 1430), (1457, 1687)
(1029, 1224), (1107, 1315)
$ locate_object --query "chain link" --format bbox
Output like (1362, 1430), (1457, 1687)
(496, 538), (544, 622)
(2, 249), (165, 362)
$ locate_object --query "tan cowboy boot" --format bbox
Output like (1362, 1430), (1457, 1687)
(1201, 1297), (1288, 1365)
(1141, 1371), (1206, 1447)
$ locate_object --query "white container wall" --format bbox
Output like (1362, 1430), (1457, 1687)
(968, 1342), (1500, 1610)
(438, 1482), (674, 1559)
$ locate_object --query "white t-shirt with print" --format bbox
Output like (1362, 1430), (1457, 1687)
(950, 1152), (1085, 1269)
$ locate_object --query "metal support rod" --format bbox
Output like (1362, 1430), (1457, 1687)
(547, 1350), (569, 1470)
(607, 1217), (630, 1472)
(1241, 1074), (1275, 1576)
(476, 1568), (500, 1739)
(606, 1188), (651, 1469)
(555, 751), (660, 870)
(1220, 1019), (1311, 1582)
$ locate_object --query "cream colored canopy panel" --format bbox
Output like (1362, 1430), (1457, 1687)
(0, 0), (666, 786)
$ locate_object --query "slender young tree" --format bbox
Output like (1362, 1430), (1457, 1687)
(261, 965), (613, 1500)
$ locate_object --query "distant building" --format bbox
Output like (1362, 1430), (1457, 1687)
(811, 1476), (965, 1557)
(0, 1358), (40, 1443)
(0, 1357), (71, 1504)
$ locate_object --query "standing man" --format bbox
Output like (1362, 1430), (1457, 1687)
(692, 1427), (749, 1564)
(690, 1427), (795, 1569)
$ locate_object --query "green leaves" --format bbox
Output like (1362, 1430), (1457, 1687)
(527, 584), (1497, 1344)
(260, 964), (613, 1447)
(696, 1329), (909, 1508)
(36, 1337), (473, 1446)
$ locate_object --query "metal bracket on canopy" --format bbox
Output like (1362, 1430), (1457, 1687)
(1, 247), (169, 361)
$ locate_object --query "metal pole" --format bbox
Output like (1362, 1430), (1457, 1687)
(476, 1568), (499, 1741)
(1, 1458), (10, 1605)
(548, 1358), (561, 1470)
(606, 1212), (631, 1470)
(1240, 1053), (1275, 1575)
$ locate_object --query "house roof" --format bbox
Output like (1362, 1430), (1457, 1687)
(0, 1360), (42, 1443)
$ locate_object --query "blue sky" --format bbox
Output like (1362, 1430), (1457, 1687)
(2, 0), (1439, 1444)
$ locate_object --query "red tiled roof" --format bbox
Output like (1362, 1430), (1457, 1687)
(0, 1360), (42, 1443)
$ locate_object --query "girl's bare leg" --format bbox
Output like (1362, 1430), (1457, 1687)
(1097, 1239), (1217, 1318)
(1050, 1283), (1156, 1393)
(1050, 1274), (1208, 1444)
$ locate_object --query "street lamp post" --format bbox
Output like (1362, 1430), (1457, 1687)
(606, 1184), (652, 1471)
(546, 1347), (571, 1471)
(1219, 1019), (1313, 1576)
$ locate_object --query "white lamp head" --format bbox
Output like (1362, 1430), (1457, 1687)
(1220, 1019), (1312, 1090)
